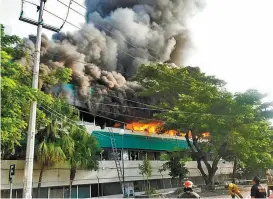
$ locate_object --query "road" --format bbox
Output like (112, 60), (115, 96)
(202, 184), (269, 198)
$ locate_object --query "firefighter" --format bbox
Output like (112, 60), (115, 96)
(266, 170), (273, 198)
(228, 183), (243, 198)
(177, 180), (200, 198)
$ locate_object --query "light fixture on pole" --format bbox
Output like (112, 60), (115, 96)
(119, 127), (125, 197)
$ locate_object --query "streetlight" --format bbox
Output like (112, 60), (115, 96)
(119, 127), (125, 197)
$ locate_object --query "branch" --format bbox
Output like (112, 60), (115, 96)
(192, 130), (212, 171)
(197, 158), (208, 180)
(185, 131), (195, 152)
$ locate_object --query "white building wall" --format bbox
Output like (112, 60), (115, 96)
(1, 160), (233, 190)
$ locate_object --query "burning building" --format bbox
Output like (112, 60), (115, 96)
(1, 1), (229, 198)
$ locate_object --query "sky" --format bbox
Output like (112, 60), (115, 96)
(1, 0), (272, 101)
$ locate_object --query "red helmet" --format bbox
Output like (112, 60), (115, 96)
(184, 181), (193, 188)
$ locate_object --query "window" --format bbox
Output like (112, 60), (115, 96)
(101, 182), (122, 196)
(50, 187), (64, 198)
(78, 185), (90, 198)
(32, 187), (48, 198)
(64, 186), (77, 198)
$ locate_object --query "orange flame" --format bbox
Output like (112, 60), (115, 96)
(113, 122), (210, 138)
(114, 123), (121, 128)
(126, 121), (164, 134)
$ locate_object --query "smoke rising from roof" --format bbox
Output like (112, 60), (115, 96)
(23, 0), (203, 122)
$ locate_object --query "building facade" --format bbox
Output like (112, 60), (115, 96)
(1, 123), (233, 198)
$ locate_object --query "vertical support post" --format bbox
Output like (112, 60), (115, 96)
(9, 181), (13, 199)
(89, 184), (92, 198)
(97, 176), (100, 198)
(22, 1), (45, 198)
(122, 125), (125, 197)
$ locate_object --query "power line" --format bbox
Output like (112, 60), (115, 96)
(39, 104), (110, 140)
(43, 2), (222, 104)
(104, 92), (237, 117)
(39, 104), (187, 141)
(94, 102), (167, 111)
(81, 108), (161, 121)
(39, 105), (85, 132)
(59, 0), (73, 30)
(41, 2), (237, 118)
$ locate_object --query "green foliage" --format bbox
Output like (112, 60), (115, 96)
(228, 121), (273, 174)
(145, 187), (158, 196)
(134, 63), (273, 185)
(39, 64), (72, 89)
(1, 26), (74, 157)
(139, 158), (152, 192)
(1, 24), (26, 58)
(68, 125), (100, 179)
(160, 151), (190, 185)
(139, 158), (152, 178)
(1, 49), (52, 155)
(1, 25), (100, 194)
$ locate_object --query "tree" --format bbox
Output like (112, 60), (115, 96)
(160, 150), (190, 186)
(1, 25), (72, 158)
(134, 63), (273, 188)
(68, 126), (100, 198)
(228, 122), (273, 179)
(139, 157), (152, 193)
(1, 26), (52, 156)
(35, 99), (77, 197)
(35, 119), (74, 197)
(225, 90), (273, 180)
(1, 26), (101, 198)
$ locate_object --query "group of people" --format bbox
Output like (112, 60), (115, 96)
(178, 176), (271, 198)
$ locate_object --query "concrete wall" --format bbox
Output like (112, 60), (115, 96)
(1, 160), (233, 190)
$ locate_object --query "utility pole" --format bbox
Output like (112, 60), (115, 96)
(22, 1), (44, 197)
(19, 0), (60, 198)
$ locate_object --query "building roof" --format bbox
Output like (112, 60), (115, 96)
(92, 131), (188, 151)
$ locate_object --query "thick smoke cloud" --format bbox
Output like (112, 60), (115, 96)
(23, 0), (203, 122)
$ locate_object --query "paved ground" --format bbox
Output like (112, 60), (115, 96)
(201, 184), (268, 198)
(168, 185), (255, 198)
(99, 184), (269, 198)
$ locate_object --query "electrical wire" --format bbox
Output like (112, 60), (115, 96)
(40, 104), (110, 140)
(81, 108), (161, 121)
(58, 0), (218, 88)
(26, 0), (216, 90)
(24, 0), (37, 7)
(94, 102), (167, 111)
(39, 104), (187, 145)
(104, 92), (237, 117)
(59, 0), (73, 30)
(43, 2), (212, 90)
(39, 2), (238, 118)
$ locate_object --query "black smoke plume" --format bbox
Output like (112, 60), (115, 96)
(22, 0), (203, 123)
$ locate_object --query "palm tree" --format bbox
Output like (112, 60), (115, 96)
(68, 126), (100, 198)
(36, 119), (74, 198)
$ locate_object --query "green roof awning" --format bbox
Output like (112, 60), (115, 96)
(92, 131), (188, 151)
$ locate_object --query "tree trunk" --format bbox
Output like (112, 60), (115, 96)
(37, 164), (45, 198)
(69, 167), (77, 198)
(185, 131), (220, 189)
(161, 175), (165, 189)
(146, 176), (150, 191)
(197, 158), (209, 184)
(232, 159), (237, 183)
